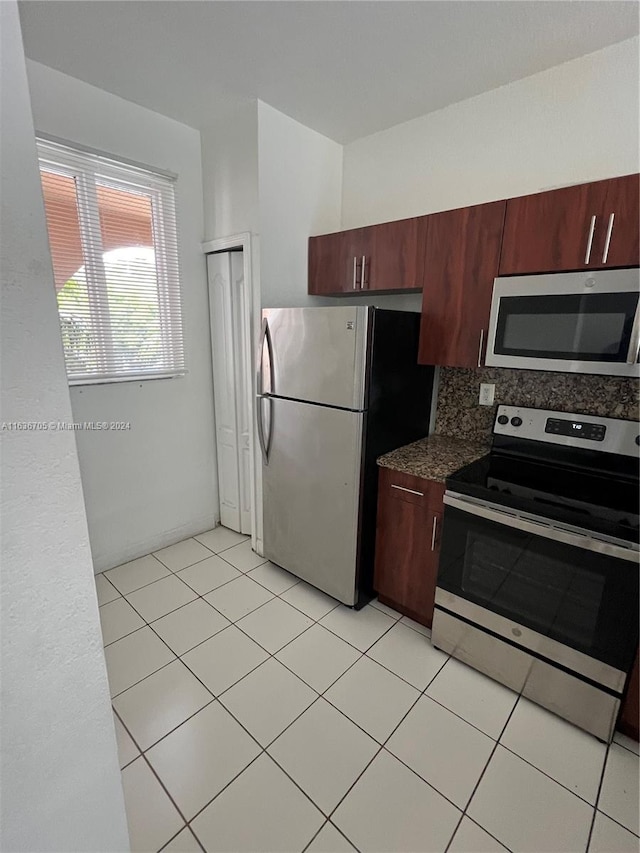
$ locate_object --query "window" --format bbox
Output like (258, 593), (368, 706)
(37, 138), (185, 384)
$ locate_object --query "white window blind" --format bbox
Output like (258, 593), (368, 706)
(37, 138), (185, 384)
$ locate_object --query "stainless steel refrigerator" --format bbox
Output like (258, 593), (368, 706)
(257, 306), (435, 607)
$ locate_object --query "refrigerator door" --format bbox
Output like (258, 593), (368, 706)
(261, 306), (370, 410)
(262, 397), (364, 605)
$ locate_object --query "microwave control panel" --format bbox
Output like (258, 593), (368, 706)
(545, 418), (606, 442)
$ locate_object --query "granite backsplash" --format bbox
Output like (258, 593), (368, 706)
(434, 367), (640, 443)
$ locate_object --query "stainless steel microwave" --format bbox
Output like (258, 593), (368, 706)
(486, 269), (640, 377)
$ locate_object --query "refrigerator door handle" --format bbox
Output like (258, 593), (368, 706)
(257, 317), (275, 395)
(264, 318), (275, 396)
(256, 395), (273, 465)
(256, 318), (267, 396)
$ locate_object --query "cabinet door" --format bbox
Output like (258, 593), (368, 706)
(596, 175), (639, 268)
(308, 228), (370, 295)
(499, 174), (639, 275)
(418, 201), (505, 368)
(366, 218), (420, 292)
(500, 183), (599, 275)
(373, 469), (441, 627)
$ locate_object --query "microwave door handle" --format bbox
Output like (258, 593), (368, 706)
(627, 304), (640, 365)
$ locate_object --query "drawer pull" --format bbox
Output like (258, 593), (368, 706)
(391, 484), (424, 497)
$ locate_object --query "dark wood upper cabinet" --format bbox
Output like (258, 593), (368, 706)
(366, 218), (419, 292)
(597, 175), (640, 269)
(308, 228), (371, 295)
(308, 218), (420, 296)
(417, 201), (506, 369)
(499, 174), (639, 275)
(373, 467), (444, 628)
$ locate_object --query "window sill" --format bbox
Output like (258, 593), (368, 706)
(69, 371), (187, 387)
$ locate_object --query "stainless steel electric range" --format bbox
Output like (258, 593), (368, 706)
(432, 405), (639, 743)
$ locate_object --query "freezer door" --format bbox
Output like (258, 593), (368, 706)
(261, 307), (370, 409)
(262, 397), (364, 605)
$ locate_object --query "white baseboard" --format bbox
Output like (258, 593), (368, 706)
(92, 512), (219, 574)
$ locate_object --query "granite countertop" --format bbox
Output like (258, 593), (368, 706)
(377, 434), (489, 483)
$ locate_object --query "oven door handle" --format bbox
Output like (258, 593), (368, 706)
(443, 493), (639, 563)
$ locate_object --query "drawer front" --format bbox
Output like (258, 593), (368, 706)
(379, 466), (444, 510)
(380, 468), (430, 506)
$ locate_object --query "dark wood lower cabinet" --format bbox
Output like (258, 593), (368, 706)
(618, 649), (639, 742)
(373, 467), (444, 628)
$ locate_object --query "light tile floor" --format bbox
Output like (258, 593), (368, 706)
(96, 527), (640, 853)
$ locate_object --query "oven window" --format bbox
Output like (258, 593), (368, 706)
(462, 533), (605, 649)
(494, 292), (637, 362)
(437, 506), (639, 671)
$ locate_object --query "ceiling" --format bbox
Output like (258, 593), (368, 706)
(18, 1), (639, 144)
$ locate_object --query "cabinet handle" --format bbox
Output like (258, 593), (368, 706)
(584, 215), (596, 264)
(431, 515), (438, 551)
(602, 214), (615, 263)
(391, 484), (424, 497)
(361, 255), (367, 289)
(477, 329), (484, 367)
(352, 257), (358, 290)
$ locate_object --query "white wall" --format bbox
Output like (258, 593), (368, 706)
(342, 37), (640, 228)
(257, 101), (343, 308)
(26, 60), (219, 571)
(201, 100), (259, 240)
(0, 4), (129, 849)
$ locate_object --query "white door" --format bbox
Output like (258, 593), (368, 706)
(207, 251), (252, 534)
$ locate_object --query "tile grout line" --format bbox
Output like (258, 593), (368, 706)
(106, 574), (325, 703)
(104, 537), (414, 851)
(157, 824), (205, 853)
(178, 623), (409, 848)
(101, 532), (249, 598)
(301, 817), (360, 853)
(122, 592), (415, 847)
(317, 648), (454, 842)
(584, 740), (609, 853)
(442, 693), (522, 853)
(497, 740), (608, 811)
(611, 738), (640, 758)
(103, 534), (633, 853)
(114, 707), (207, 852)
(152, 565), (627, 829)
(584, 736), (639, 849)
(104, 547), (446, 767)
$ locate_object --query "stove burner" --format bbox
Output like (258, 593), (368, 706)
(446, 406), (639, 546)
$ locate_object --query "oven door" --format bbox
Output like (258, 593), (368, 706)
(485, 270), (640, 377)
(437, 493), (639, 680)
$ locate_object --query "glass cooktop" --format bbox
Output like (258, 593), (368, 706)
(446, 452), (640, 545)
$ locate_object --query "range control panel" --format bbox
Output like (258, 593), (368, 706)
(493, 405), (639, 457)
(545, 418), (606, 442)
